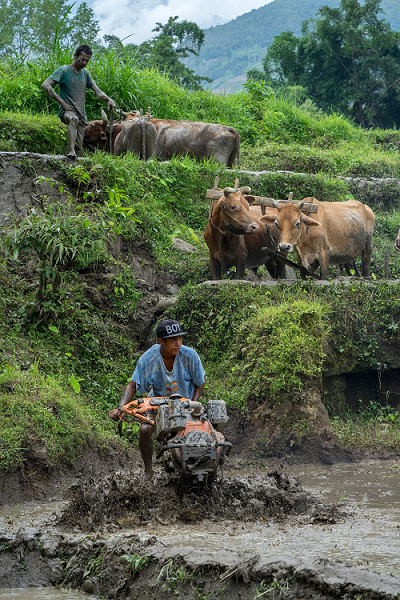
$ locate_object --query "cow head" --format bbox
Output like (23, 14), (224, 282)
(84, 110), (124, 149)
(214, 187), (259, 235)
(260, 200), (320, 253)
(84, 111), (109, 148)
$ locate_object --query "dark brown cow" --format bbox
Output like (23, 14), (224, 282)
(204, 188), (284, 279)
(261, 197), (375, 279)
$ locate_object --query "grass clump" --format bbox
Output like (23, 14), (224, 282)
(0, 363), (115, 470)
(205, 300), (328, 410)
(0, 111), (66, 153)
(332, 402), (400, 452)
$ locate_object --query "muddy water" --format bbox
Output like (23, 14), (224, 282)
(0, 591), (94, 599)
(135, 460), (400, 577)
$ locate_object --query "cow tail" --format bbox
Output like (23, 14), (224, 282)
(140, 117), (146, 161)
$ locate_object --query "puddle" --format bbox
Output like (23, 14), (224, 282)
(0, 501), (67, 521)
(0, 591), (95, 599)
(285, 460), (400, 508)
(134, 460), (400, 577)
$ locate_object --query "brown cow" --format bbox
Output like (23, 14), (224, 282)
(395, 228), (400, 251)
(260, 197), (375, 280)
(122, 111), (240, 166)
(84, 110), (157, 159)
(204, 188), (284, 279)
(151, 119), (239, 166)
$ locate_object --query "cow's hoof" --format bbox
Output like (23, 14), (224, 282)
(67, 153), (77, 160)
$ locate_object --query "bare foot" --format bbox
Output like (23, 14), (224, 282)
(144, 469), (154, 481)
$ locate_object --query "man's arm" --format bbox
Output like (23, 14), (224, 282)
(41, 77), (74, 112)
(191, 382), (205, 403)
(109, 380), (136, 421)
(91, 83), (116, 112)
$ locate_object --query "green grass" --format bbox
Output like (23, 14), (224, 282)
(332, 411), (400, 452)
(0, 363), (117, 470)
(0, 111), (67, 153)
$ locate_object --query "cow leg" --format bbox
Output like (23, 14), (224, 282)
(236, 259), (246, 279)
(299, 266), (308, 280)
(361, 237), (373, 277)
(319, 264), (329, 280)
(276, 260), (286, 279)
(265, 259), (277, 279)
(210, 255), (222, 280)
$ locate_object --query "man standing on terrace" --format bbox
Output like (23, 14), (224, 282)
(42, 44), (116, 158)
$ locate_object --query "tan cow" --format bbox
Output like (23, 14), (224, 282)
(260, 197), (375, 280)
(204, 189), (285, 279)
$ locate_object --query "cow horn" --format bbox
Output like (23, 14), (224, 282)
(120, 110), (128, 118)
(273, 200), (280, 209)
(101, 108), (108, 124)
(239, 186), (251, 193)
(298, 201), (304, 209)
(224, 187), (238, 195)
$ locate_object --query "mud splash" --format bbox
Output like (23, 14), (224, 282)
(60, 468), (340, 531)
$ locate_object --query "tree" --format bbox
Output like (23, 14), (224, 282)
(135, 16), (211, 89)
(263, 0), (400, 128)
(0, 0), (100, 59)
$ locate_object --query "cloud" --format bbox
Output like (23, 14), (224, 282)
(91, 0), (272, 44)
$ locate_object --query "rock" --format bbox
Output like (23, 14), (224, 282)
(83, 578), (95, 594)
(154, 297), (177, 313)
(171, 238), (196, 253)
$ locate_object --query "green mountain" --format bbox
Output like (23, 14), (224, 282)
(187, 0), (400, 92)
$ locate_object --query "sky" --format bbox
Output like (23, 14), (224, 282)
(91, 0), (274, 45)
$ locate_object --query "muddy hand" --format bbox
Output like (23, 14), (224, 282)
(109, 408), (121, 421)
(107, 99), (116, 112)
(62, 102), (75, 112)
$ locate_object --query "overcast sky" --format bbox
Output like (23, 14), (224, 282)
(91, 0), (274, 45)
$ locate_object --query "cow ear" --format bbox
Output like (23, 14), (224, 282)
(244, 195), (256, 205)
(260, 214), (276, 223)
(301, 214), (320, 226)
(100, 132), (107, 140)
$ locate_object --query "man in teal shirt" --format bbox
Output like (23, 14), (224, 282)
(42, 44), (116, 158)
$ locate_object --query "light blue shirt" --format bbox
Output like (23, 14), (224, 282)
(132, 344), (205, 399)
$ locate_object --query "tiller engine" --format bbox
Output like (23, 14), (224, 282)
(121, 394), (231, 483)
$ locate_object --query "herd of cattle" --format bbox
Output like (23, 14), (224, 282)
(83, 109), (240, 166)
(83, 110), (399, 280)
(204, 187), (375, 280)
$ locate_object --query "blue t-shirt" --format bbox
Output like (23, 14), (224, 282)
(50, 65), (94, 123)
(132, 344), (205, 399)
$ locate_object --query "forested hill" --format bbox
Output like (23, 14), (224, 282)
(186, 0), (400, 92)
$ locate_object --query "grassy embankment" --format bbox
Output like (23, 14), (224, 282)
(0, 54), (400, 471)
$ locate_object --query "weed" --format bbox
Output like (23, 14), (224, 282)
(254, 577), (290, 598)
(157, 559), (191, 595)
(121, 553), (152, 574)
